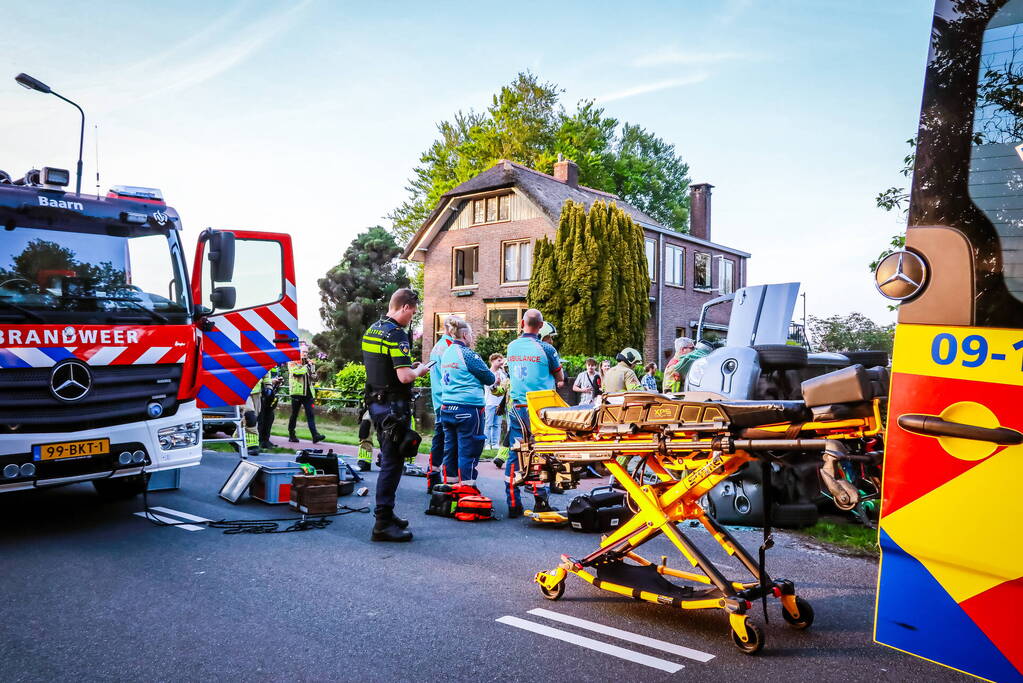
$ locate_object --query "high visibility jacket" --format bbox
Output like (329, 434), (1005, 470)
(289, 361), (313, 397)
(602, 362), (641, 393)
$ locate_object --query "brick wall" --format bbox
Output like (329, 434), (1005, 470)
(422, 216), (554, 361)
(420, 215), (746, 368)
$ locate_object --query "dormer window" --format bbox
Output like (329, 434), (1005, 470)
(472, 194), (511, 225)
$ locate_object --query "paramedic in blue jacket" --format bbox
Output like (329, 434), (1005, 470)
(504, 309), (565, 517)
(427, 316), (457, 490)
(438, 318), (495, 489)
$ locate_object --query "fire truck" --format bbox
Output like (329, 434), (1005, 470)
(0, 165), (298, 497)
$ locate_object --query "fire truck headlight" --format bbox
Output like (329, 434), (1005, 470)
(158, 421), (201, 450)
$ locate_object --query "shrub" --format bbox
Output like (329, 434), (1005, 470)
(333, 363), (367, 401)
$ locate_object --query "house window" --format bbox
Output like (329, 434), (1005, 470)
(665, 244), (685, 286)
(487, 304), (527, 333)
(645, 238), (657, 281)
(502, 239), (532, 283)
(452, 245), (479, 287)
(694, 252), (712, 290)
(435, 312), (465, 342)
(472, 193), (511, 225)
(720, 258), (735, 295)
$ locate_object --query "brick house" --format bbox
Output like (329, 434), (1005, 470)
(402, 159), (751, 365)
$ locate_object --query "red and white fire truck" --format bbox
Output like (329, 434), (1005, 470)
(0, 165), (299, 497)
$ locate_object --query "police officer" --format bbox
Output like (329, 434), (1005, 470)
(426, 315), (457, 490)
(602, 347), (643, 393)
(439, 318), (495, 488)
(362, 288), (431, 542)
(504, 309), (565, 517)
(257, 363), (285, 450)
(287, 347), (326, 444)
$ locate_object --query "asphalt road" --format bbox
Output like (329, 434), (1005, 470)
(0, 449), (972, 683)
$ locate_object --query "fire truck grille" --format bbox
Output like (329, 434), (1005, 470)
(0, 364), (183, 433)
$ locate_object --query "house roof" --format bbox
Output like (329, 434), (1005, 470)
(401, 160), (750, 259)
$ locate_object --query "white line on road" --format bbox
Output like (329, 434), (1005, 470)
(133, 511), (204, 532)
(495, 616), (684, 673)
(528, 608), (715, 662)
(149, 506), (211, 523)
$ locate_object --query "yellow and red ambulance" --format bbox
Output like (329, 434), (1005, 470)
(874, 1), (1023, 680)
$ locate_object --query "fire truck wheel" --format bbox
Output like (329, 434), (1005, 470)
(93, 473), (148, 500)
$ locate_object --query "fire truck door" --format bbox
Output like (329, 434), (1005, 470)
(192, 230), (300, 408)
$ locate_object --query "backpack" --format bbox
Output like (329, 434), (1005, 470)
(425, 484), (495, 521)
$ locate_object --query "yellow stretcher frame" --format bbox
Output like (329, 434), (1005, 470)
(526, 390), (880, 654)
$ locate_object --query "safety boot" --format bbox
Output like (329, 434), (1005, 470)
(371, 512), (412, 542)
(532, 495), (553, 513)
(357, 460), (371, 472)
(288, 433), (299, 443)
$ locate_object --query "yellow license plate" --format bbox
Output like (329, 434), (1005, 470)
(32, 438), (110, 461)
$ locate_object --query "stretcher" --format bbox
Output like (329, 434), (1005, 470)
(519, 364), (884, 654)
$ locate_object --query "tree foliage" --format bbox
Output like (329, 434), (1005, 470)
(808, 313), (895, 354)
(313, 226), (410, 366)
(529, 200), (650, 355)
(390, 72), (692, 241)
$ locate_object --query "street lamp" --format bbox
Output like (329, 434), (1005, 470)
(15, 72), (85, 195)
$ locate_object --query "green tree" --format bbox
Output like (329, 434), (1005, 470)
(807, 313), (895, 353)
(313, 226), (410, 366)
(529, 200), (650, 355)
(390, 72), (692, 242)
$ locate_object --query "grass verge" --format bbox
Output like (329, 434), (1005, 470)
(794, 520), (879, 556)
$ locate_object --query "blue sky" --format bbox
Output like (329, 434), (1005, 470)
(2, 0), (934, 332)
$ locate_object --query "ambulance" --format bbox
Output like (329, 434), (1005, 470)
(0, 166), (298, 497)
(874, 0), (1023, 680)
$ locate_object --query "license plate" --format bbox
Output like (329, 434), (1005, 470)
(32, 438), (110, 461)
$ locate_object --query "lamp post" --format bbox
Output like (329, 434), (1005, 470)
(15, 73), (85, 195)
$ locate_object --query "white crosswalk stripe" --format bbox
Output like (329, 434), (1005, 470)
(528, 608), (715, 662)
(496, 616), (686, 673)
(134, 506), (210, 532)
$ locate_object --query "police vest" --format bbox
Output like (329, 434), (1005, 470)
(506, 335), (555, 404)
(362, 317), (413, 400)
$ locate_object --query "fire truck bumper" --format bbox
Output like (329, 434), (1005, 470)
(0, 401), (203, 492)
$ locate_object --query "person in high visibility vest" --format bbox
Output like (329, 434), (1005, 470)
(602, 347), (643, 393)
(287, 347), (325, 443)
(257, 363), (285, 449)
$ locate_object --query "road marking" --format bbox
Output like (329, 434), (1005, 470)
(134, 511), (204, 531)
(528, 608), (715, 662)
(495, 616), (684, 673)
(149, 506), (211, 523)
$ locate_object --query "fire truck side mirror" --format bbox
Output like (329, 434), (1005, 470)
(208, 231), (236, 282)
(209, 286), (237, 311)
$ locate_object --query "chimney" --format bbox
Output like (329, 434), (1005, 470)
(689, 183), (713, 241)
(553, 154), (579, 187)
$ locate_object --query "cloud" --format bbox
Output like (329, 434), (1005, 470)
(596, 74), (709, 103)
(632, 48), (746, 68)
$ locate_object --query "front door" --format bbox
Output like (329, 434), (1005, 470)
(874, 2), (1023, 681)
(192, 230), (300, 407)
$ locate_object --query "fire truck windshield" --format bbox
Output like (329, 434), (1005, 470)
(0, 224), (189, 324)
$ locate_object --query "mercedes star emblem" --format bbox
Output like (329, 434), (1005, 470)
(874, 250), (927, 301)
(49, 359), (92, 402)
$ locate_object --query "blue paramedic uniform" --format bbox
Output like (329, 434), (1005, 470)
(438, 341), (495, 485)
(428, 334), (453, 487)
(504, 332), (562, 514)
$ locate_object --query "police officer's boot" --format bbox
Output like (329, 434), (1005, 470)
(371, 510), (412, 542)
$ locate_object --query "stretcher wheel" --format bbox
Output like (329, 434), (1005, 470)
(781, 597), (814, 629)
(540, 581), (565, 601)
(730, 621), (763, 654)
